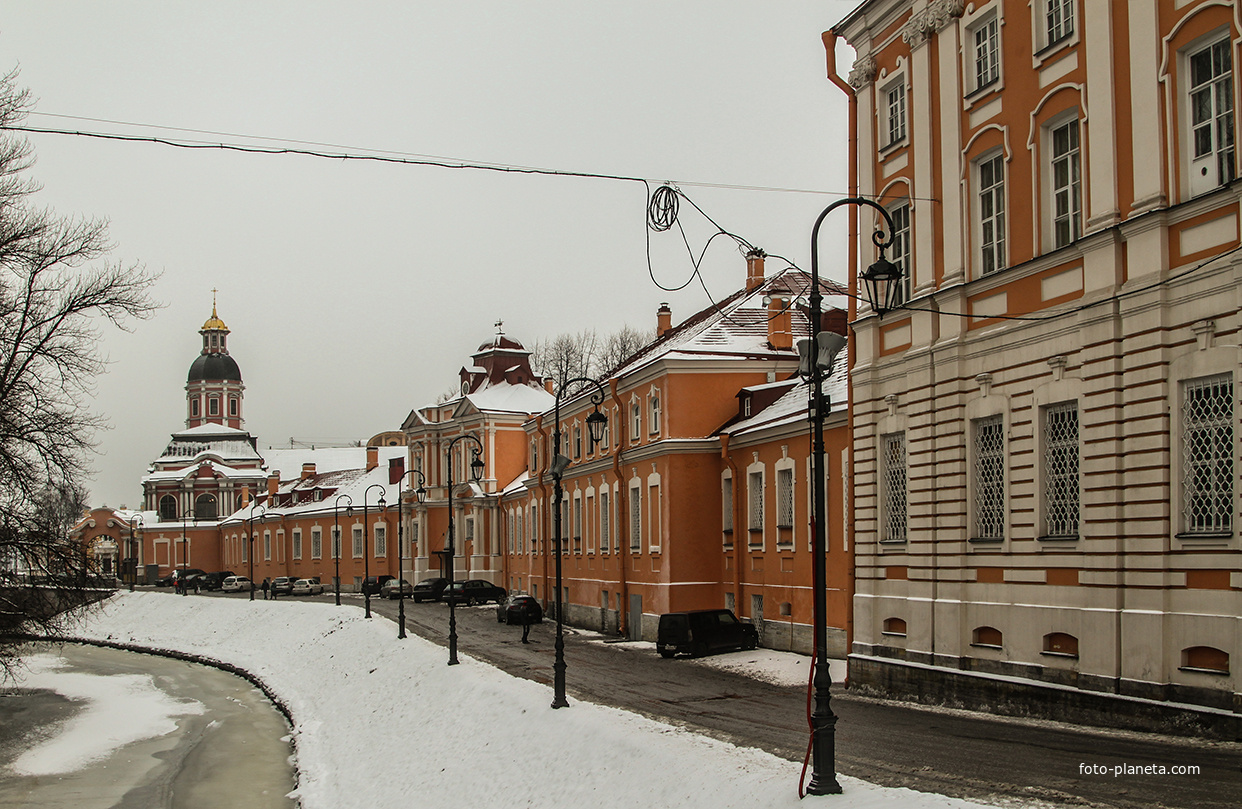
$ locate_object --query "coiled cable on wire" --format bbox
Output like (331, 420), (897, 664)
(647, 184), (679, 232)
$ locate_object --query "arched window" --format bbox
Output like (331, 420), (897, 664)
(194, 494), (218, 520)
(882, 617), (907, 636)
(1042, 632), (1078, 658)
(159, 495), (177, 522)
(972, 626), (1003, 648)
(1181, 646), (1229, 674)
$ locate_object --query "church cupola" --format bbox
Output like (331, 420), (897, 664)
(186, 293), (245, 429)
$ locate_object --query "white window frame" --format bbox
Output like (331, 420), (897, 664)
(1185, 31), (1237, 198)
(630, 399), (642, 441)
(880, 432), (908, 544)
(629, 480), (642, 553)
(968, 10), (1001, 95)
(970, 415), (1007, 542)
(1179, 374), (1234, 536)
(976, 150), (1007, 276)
(722, 472), (734, 542)
(775, 460), (795, 535)
(887, 199), (912, 303)
(352, 526), (364, 558)
(263, 530), (272, 561)
(573, 491), (583, 553)
(374, 523), (386, 557)
(331, 526), (341, 560)
(882, 75), (907, 149)
(747, 462), (765, 549)
(649, 392), (661, 435)
(1046, 115), (1082, 250)
(600, 489), (611, 553)
(1040, 401), (1080, 539)
(311, 527), (322, 559)
(292, 528), (302, 560)
(585, 490), (595, 554)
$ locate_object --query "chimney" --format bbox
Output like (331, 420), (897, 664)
(301, 462), (316, 481)
(267, 471), (280, 497)
(388, 456), (405, 485)
(746, 248), (766, 292)
(544, 377), (555, 394)
(241, 485), (251, 506)
(656, 302), (672, 338)
(366, 446), (379, 471)
(821, 307), (848, 336)
(766, 295), (792, 350)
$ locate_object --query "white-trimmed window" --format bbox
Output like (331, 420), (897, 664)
(263, 531), (271, 561)
(722, 474), (734, 537)
(971, 13), (1000, 93)
(1181, 374), (1234, 535)
(530, 502), (539, 553)
(884, 78), (907, 147)
(648, 476), (662, 553)
(311, 527), (322, 559)
(1042, 402), (1080, 538)
(630, 401), (641, 440)
(517, 510), (524, 554)
(888, 200), (911, 303)
(241, 536), (248, 562)
(649, 394), (661, 435)
(507, 510), (515, 553)
(747, 469), (764, 545)
(1049, 118), (1081, 248)
(292, 529), (302, 560)
(776, 467), (794, 530)
(208, 397), (220, 416)
(573, 493), (583, 553)
(600, 490), (611, 553)
(352, 526), (364, 557)
(585, 493), (595, 553)
(629, 483), (641, 552)
(374, 524), (387, 557)
(1044, 0), (1073, 48)
(881, 433), (908, 543)
(573, 425), (582, 459)
(978, 153), (1006, 275)
(332, 527), (341, 559)
(972, 415), (1006, 540)
(1187, 35), (1236, 197)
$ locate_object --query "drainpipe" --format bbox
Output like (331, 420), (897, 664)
(720, 434), (742, 614)
(610, 378), (629, 637)
(823, 28), (858, 668)
(534, 415), (550, 609)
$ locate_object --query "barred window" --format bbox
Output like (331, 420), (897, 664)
(517, 511), (524, 554)
(748, 471), (764, 533)
(600, 491), (611, 552)
(1182, 375), (1234, 534)
(332, 527), (341, 559)
(311, 527), (322, 559)
(374, 525), (386, 557)
(629, 485), (641, 552)
(881, 433), (908, 543)
(352, 526), (363, 557)
(776, 468), (794, 529)
(573, 495), (583, 553)
(1043, 402), (1079, 537)
(263, 531), (271, 561)
(507, 511), (515, 553)
(292, 529), (303, 560)
(973, 416), (1006, 540)
(722, 476), (734, 533)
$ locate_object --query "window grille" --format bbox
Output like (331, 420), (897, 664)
(292, 529), (302, 560)
(1046, 0), (1073, 46)
(629, 487), (641, 552)
(777, 468), (795, 529)
(517, 512), (524, 554)
(1043, 402), (1079, 536)
(1183, 375), (1234, 534)
(748, 471), (764, 534)
(264, 532), (271, 561)
(352, 527), (363, 557)
(974, 416), (1005, 539)
(1051, 120), (1081, 247)
(375, 525), (386, 557)
(507, 512), (515, 553)
(979, 154), (1006, 274)
(887, 80), (906, 145)
(974, 16), (999, 89)
(311, 528), (322, 559)
(882, 433), (908, 542)
(600, 491), (610, 552)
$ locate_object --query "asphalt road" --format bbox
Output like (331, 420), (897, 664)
(206, 587), (1242, 808)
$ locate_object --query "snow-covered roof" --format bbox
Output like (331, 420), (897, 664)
(721, 371), (847, 438)
(464, 382), (554, 415)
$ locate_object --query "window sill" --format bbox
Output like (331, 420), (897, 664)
(965, 77), (1000, 105)
(1175, 531), (1232, 541)
(968, 536), (1004, 544)
(970, 643), (1003, 650)
(880, 631), (907, 638)
(1037, 534), (1078, 542)
(1179, 665), (1229, 676)
(1040, 650), (1078, 659)
(879, 138), (908, 160)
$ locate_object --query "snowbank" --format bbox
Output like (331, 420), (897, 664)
(66, 592), (1001, 809)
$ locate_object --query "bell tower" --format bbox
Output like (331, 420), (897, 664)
(185, 291), (245, 429)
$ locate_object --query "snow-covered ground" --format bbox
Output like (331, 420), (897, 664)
(27, 592), (1010, 808)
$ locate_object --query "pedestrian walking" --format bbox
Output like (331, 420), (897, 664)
(521, 606), (532, 644)
(261, 577), (269, 600)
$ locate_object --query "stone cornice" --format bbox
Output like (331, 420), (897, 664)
(901, 0), (964, 47)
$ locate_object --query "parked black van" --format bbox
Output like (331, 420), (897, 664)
(657, 609), (759, 658)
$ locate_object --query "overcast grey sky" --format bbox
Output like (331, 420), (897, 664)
(2, 1), (860, 508)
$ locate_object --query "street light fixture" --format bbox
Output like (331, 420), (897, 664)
(393, 469), (428, 640)
(127, 514), (143, 592)
(247, 502), (266, 602)
(363, 483), (386, 619)
(333, 494), (353, 607)
(179, 504), (198, 596)
(549, 377), (608, 709)
(803, 197), (901, 795)
(444, 434), (484, 666)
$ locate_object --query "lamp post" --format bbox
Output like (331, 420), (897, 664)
(362, 483), (386, 619)
(393, 470), (428, 640)
(179, 505), (196, 596)
(333, 494), (353, 607)
(803, 198), (901, 795)
(247, 503), (266, 602)
(127, 514), (143, 592)
(444, 434), (484, 666)
(548, 377), (608, 709)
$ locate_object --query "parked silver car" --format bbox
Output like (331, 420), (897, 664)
(292, 578), (324, 596)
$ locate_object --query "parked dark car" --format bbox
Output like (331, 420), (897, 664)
(657, 609), (758, 658)
(380, 579), (413, 599)
(410, 577), (448, 602)
(361, 575), (395, 596)
(497, 594), (543, 625)
(271, 576), (299, 596)
(200, 570), (237, 591)
(443, 579), (506, 606)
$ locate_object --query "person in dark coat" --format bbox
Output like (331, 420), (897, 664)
(521, 604), (532, 644)
(261, 577), (270, 600)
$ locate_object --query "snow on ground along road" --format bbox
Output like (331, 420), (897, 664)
(66, 592), (1011, 809)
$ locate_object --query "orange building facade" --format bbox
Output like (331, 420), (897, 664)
(835, 0), (1242, 727)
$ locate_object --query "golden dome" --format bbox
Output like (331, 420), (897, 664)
(201, 292), (229, 333)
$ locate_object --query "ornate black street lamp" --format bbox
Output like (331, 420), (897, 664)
(803, 198), (901, 795)
(548, 377), (608, 709)
(247, 502), (266, 602)
(333, 494), (353, 607)
(127, 514), (143, 591)
(444, 434), (484, 665)
(393, 469), (428, 639)
(362, 483), (386, 619)
(179, 505), (197, 597)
